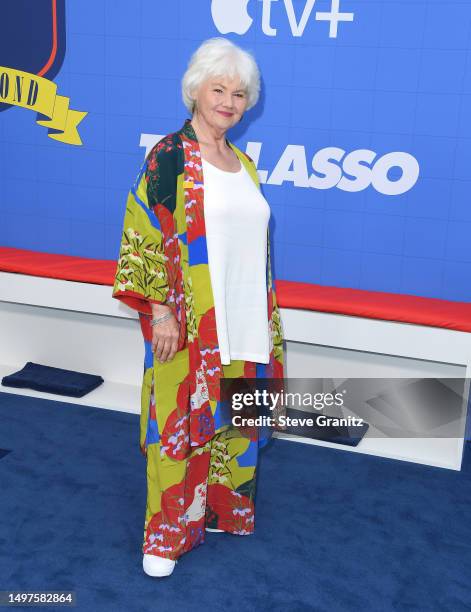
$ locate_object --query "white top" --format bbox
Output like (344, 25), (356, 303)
(202, 156), (271, 365)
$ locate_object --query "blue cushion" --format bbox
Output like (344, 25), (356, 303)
(1, 362), (104, 397)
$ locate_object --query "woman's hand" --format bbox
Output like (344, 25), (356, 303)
(151, 305), (179, 363)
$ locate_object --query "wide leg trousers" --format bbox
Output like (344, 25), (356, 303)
(142, 359), (258, 561)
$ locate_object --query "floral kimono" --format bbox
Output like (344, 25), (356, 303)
(112, 117), (284, 559)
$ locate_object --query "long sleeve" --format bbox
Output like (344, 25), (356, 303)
(112, 144), (174, 315)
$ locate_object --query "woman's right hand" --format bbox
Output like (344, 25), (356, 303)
(151, 305), (180, 363)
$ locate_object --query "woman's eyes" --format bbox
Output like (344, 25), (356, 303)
(214, 89), (245, 97)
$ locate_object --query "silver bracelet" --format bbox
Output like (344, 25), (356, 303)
(151, 311), (173, 327)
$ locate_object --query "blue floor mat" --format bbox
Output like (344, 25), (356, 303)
(0, 390), (470, 612)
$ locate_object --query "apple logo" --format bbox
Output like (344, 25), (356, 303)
(211, 0), (253, 35)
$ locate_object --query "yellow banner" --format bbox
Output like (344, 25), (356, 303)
(0, 66), (87, 145)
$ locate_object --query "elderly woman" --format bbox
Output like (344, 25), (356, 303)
(112, 37), (284, 577)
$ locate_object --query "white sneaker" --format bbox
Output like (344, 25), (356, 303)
(205, 527), (224, 532)
(143, 553), (176, 577)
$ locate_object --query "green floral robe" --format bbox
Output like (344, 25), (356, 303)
(112, 118), (284, 459)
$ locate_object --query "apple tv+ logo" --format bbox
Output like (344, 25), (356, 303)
(212, 0), (253, 35)
(211, 0), (354, 39)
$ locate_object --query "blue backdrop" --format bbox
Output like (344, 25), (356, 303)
(1, 0), (470, 301)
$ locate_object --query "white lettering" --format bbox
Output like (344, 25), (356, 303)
(139, 134), (420, 195)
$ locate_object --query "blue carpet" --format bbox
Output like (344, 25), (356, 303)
(0, 391), (470, 612)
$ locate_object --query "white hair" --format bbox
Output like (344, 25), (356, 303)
(181, 37), (261, 115)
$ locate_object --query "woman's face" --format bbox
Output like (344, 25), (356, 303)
(191, 74), (248, 130)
